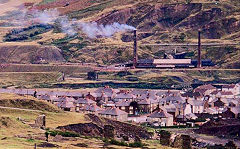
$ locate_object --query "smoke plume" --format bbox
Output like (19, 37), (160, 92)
(1, 1), (135, 37)
(78, 22), (136, 38)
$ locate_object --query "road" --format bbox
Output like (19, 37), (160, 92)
(143, 43), (240, 46)
(0, 106), (42, 112)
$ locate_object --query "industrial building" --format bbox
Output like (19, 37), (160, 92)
(123, 30), (214, 69)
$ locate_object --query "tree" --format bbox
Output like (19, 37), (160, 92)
(87, 71), (98, 80)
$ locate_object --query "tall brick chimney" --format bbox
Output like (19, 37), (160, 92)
(197, 29), (201, 68)
(133, 30), (138, 68)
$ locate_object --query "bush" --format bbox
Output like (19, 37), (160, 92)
(109, 139), (128, 146)
(48, 130), (80, 137)
(129, 141), (145, 147)
(116, 71), (132, 77)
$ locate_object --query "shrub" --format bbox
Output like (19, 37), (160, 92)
(48, 130), (80, 137)
(129, 141), (145, 147)
(109, 139), (128, 146)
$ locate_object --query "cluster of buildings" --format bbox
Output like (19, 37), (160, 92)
(0, 83), (239, 126)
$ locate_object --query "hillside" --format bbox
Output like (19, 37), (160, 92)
(0, 93), (60, 112)
(0, 0), (239, 68)
(0, 43), (65, 64)
(0, 97), (170, 149)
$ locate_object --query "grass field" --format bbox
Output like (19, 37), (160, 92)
(0, 67), (239, 89)
(0, 72), (61, 88)
(0, 107), (90, 149)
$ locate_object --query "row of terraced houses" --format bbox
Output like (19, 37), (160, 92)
(0, 83), (239, 126)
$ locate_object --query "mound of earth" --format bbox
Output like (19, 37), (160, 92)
(0, 94), (60, 112)
(196, 118), (240, 140)
(0, 44), (65, 64)
(57, 114), (152, 139)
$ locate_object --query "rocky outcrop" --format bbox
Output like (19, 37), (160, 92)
(57, 114), (152, 140)
(34, 115), (46, 128)
(103, 125), (115, 139)
(196, 118), (240, 140)
(57, 122), (104, 137)
(159, 130), (192, 149)
(172, 134), (192, 149)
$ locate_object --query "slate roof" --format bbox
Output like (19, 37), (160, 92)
(155, 91), (167, 97)
(95, 87), (114, 94)
(148, 108), (172, 118)
(103, 101), (116, 107)
(231, 107), (240, 115)
(194, 88), (208, 95)
(188, 100), (204, 106)
(57, 100), (75, 108)
(219, 91), (233, 95)
(75, 98), (96, 104)
(68, 92), (83, 97)
(210, 90), (219, 95)
(80, 104), (102, 112)
(222, 84), (236, 89)
(181, 91), (201, 98)
(138, 98), (150, 105)
(164, 104), (177, 113)
(116, 100), (130, 107)
(162, 96), (184, 103)
(196, 84), (216, 90)
(52, 96), (66, 102)
(99, 107), (127, 116)
(38, 94), (51, 101)
(114, 93), (134, 99)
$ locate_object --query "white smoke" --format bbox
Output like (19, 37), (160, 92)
(2, 2), (135, 37)
(58, 16), (76, 36)
(78, 22), (136, 38)
(31, 9), (59, 24)
(27, 9), (77, 36)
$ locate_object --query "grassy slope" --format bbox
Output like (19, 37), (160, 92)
(0, 108), (89, 149)
(0, 96), (171, 149)
(0, 72), (60, 88)
(0, 93), (60, 112)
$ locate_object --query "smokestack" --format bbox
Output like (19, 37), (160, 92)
(133, 30), (138, 68)
(197, 29), (201, 68)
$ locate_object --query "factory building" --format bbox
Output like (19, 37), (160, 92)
(123, 30), (214, 69)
